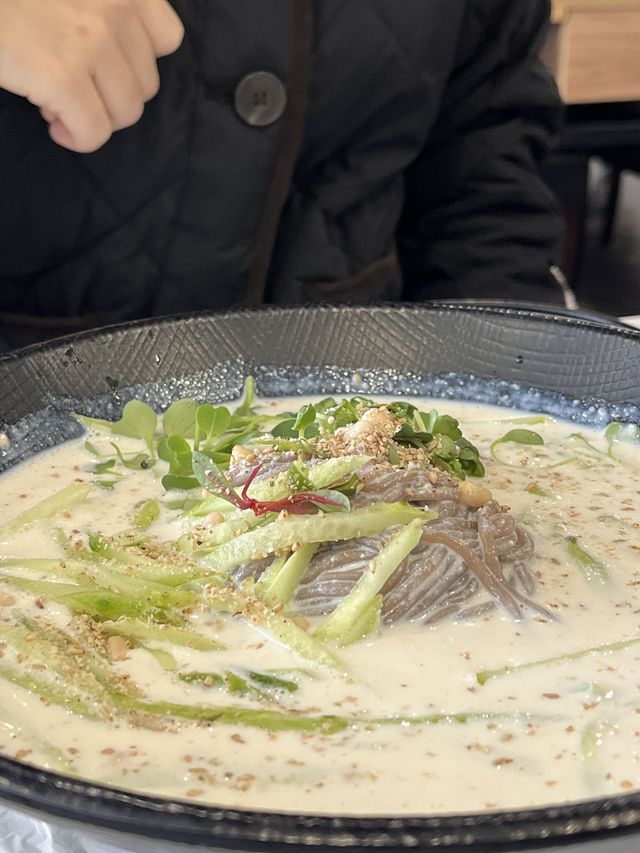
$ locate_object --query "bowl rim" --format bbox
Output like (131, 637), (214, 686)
(1, 300), (639, 366)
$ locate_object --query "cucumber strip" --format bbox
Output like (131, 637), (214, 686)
(178, 670), (282, 702)
(0, 700), (77, 773)
(315, 520), (424, 644)
(55, 530), (210, 587)
(225, 670), (265, 698)
(1, 576), (88, 597)
(246, 671), (299, 693)
(80, 562), (196, 609)
(0, 575), (185, 632)
(0, 484), (91, 538)
(19, 614), (137, 698)
(566, 536), (609, 584)
(203, 503), (430, 573)
(186, 456), (368, 536)
(1, 572), (185, 626)
(178, 671), (225, 687)
(59, 590), (182, 625)
(0, 615), (504, 736)
(113, 692), (351, 733)
(477, 634), (640, 686)
(100, 619), (224, 651)
(258, 611), (344, 671)
(0, 663), (98, 718)
(333, 595), (382, 647)
(141, 645), (178, 671)
(206, 586), (344, 671)
(371, 710), (502, 727)
(0, 557), (89, 583)
(188, 495), (238, 518)
(580, 719), (605, 762)
(0, 620), (111, 704)
(305, 455), (370, 489)
(114, 692), (502, 734)
(133, 500), (160, 530)
(88, 539), (219, 587)
(184, 510), (269, 552)
(185, 456), (369, 551)
(0, 557), (80, 573)
(22, 549), (198, 608)
(255, 543), (317, 607)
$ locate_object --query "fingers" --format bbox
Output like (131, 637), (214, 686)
(135, 0), (184, 57)
(45, 33), (148, 152)
(39, 72), (112, 153)
(33, 30), (145, 153)
(1, 0), (185, 153)
(40, 3), (176, 153)
(113, 7), (160, 102)
(93, 32), (146, 131)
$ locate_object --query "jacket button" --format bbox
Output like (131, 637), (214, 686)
(234, 71), (288, 127)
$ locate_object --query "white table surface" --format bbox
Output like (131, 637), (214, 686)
(620, 315), (640, 328)
(1, 798), (639, 853)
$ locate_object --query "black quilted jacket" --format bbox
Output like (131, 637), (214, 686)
(0, 0), (564, 348)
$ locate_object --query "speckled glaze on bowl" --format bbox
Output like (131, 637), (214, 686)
(1, 303), (640, 852)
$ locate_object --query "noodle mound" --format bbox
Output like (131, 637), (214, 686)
(228, 457), (548, 624)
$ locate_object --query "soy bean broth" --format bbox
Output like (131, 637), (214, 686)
(0, 397), (639, 815)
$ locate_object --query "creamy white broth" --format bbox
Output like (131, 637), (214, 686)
(0, 397), (640, 815)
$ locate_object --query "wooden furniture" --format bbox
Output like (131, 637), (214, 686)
(542, 103), (640, 281)
(541, 3), (640, 287)
(544, 1), (640, 104)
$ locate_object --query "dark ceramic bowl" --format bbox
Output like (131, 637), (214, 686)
(1, 303), (640, 852)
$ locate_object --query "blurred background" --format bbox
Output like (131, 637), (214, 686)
(541, 0), (640, 318)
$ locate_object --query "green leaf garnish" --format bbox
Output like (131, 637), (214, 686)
(94, 458), (117, 475)
(191, 450), (231, 496)
(194, 404), (232, 450)
(162, 399), (199, 439)
(234, 376), (255, 416)
(76, 400), (157, 455)
(134, 500), (161, 530)
(110, 442), (155, 471)
(271, 418), (297, 438)
(498, 428), (544, 446)
(490, 428), (544, 462)
(109, 400), (158, 455)
(394, 423), (433, 449)
(293, 404), (317, 438)
(431, 413), (462, 441)
(161, 435), (199, 491)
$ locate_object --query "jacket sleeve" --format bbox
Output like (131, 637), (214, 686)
(398, 0), (568, 306)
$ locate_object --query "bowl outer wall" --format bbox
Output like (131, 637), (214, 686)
(0, 303), (640, 851)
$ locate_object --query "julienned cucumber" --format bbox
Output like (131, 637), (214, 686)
(202, 503), (431, 573)
(315, 520), (425, 644)
(0, 484), (92, 538)
(255, 543), (318, 607)
(206, 586), (345, 671)
(100, 619), (224, 651)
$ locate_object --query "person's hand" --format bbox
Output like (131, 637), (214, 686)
(0, 0), (184, 153)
